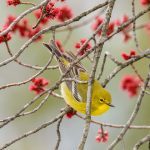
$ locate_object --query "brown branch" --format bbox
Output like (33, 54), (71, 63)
(32, 0), (50, 29)
(133, 134), (150, 150)
(0, 55), (54, 128)
(131, 0), (141, 52)
(20, 2), (36, 6)
(76, 114), (150, 129)
(5, 41), (58, 70)
(131, 64), (144, 82)
(19, 91), (63, 117)
(78, 0), (116, 149)
(0, 91), (62, 123)
(54, 116), (64, 150)
(97, 51), (122, 80)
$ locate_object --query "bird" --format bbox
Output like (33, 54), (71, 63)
(43, 40), (114, 116)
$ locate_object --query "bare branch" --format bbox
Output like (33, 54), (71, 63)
(78, 1), (116, 149)
(0, 107), (69, 150)
(133, 134), (150, 150)
(0, 54), (54, 90)
(102, 49), (150, 87)
(97, 51), (122, 80)
(54, 116), (64, 150)
(108, 71), (150, 149)
(76, 114), (150, 129)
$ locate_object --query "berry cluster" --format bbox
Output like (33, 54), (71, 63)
(120, 75), (142, 97)
(29, 77), (49, 95)
(7, 0), (21, 6)
(115, 15), (132, 42)
(75, 38), (92, 56)
(34, 2), (73, 25)
(56, 5), (73, 22)
(65, 109), (76, 119)
(92, 16), (115, 36)
(0, 30), (11, 43)
(95, 129), (109, 143)
(0, 15), (42, 43)
(121, 50), (136, 60)
(1, 1), (73, 44)
(34, 2), (60, 25)
(140, 0), (150, 5)
(91, 15), (132, 42)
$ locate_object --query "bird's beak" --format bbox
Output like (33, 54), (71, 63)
(107, 103), (115, 107)
(105, 101), (115, 107)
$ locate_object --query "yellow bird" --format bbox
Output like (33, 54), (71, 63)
(43, 41), (114, 116)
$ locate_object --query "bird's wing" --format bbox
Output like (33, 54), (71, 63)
(43, 40), (87, 102)
(64, 51), (87, 102)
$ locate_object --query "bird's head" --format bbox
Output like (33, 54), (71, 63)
(99, 89), (114, 107)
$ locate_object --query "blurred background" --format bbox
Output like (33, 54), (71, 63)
(0, 0), (149, 149)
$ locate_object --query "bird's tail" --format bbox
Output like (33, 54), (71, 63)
(43, 40), (72, 74)
(43, 40), (62, 61)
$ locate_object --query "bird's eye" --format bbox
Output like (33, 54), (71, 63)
(100, 98), (104, 102)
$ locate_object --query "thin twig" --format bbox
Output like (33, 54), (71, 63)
(57, 6), (108, 33)
(5, 41), (58, 71)
(97, 51), (122, 80)
(76, 114), (150, 129)
(131, 0), (141, 52)
(108, 71), (150, 149)
(54, 116), (64, 150)
(32, 0), (50, 29)
(0, 107), (69, 150)
(0, 54), (54, 90)
(62, 78), (88, 84)
(102, 49), (150, 87)
(0, 55), (54, 128)
(97, 52), (107, 80)
(62, 27), (72, 46)
(131, 64), (144, 82)
(133, 134), (150, 150)
(0, 91), (63, 123)
(20, 2), (36, 6)
(0, 0), (50, 36)
(20, 92), (50, 116)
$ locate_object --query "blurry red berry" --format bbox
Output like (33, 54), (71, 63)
(29, 77), (49, 94)
(7, 0), (21, 6)
(121, 50), (136, 60)
(120, 75), (142, 97)
(75, 38), (92, 56)
(96, 129), (109, 143)
(56, 5), (73, 22)
(121, 53), (130, 60)
(65, 110), (76, 119)
(140, 0), (150, 5)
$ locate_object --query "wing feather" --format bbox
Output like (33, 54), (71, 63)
(44, 41), (87, 102)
